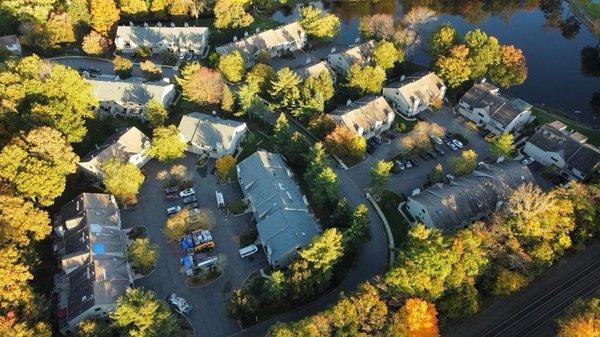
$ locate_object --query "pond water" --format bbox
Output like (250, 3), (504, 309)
(272, 0), (600, 124)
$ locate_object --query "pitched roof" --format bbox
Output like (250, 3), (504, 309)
(294, 61), (335, 81)
(386, 72), (445, 103)
(216, 22), (305, 59)
(87, 77), (174, 105)
(79, 127), (150, 175)
(328, 96), (393, 134)
(55, 193), (130, 328)
(116, 25), (208, 46)
(237, 151), (320, 264)
(332, 40), (375, 67)
(178, 112), (246, 150)
(460, 82), (532, 127)
(408, 162), (535, 230)
(528, 122), (600, 177)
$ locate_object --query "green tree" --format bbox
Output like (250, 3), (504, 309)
(492, 269), (531, 295)
(145, 99), (168, 127)
(89, 0), (120, 36)
(344, 203), (371, 253)
(218, 51), (245, 83)
(269, 67), (302, 113)
(68, 0), (92, 36)
(127, 238), (159, 272)
(560, 182), (600, 248)
(437, 283), (480, 323)
(435, 44), (472, 88)
(373, 40), (404, 70)
(346, 64), (386, 94)
(273, 113), (292, 150)
(246, 63), (275, 94)
(101, 159), (145, 204)
(305, 142), (338, 206)
(489, 132), (515, 157)
(221, 85), (235, 114)
(299, 5), (340, 39)
(75, 319), (114, 337)
(236, 83), (260, 115)
(428, 23), (458, 59)
(0, 56), (98, 143)
(489, 45), (528, 88)
(149, 125), (186, 162)
(464, 28), (501, 80)
(301, 228), (344, 270)
(308, 114), (336, 139)
(213, 0), (253, 29)
(286, 132), (311, 167)
(112, 288), (181, 337)
(47, 12), (76, 47)
(427, 163), (444, 184)
(449, 149), (478, 176)
(0, 194), (50, 247)
(228, 289), (259, 323)
(298, 71), (334, 122)
(384, 224), (454, 300)
(370, 160), (393, 194)
(264, 270), (286, 302)
(119, 0), (148, 17)
(82, 30), (111, 55)
(0, 127), (78, 206)
(114, 55), (133, 79)
(0, 246), (33, 308)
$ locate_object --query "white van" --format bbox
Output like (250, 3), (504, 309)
(239, 245), (258, 258)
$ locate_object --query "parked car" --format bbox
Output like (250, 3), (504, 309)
(167, 293), (192, 315)
(366, 143), (376, 154)
(78, 66), (101, 74)
(167, 206), (182, 215)
(185, 203), (199, 210)
(428, 151), (438, 159)
(367, 138), (378, 148)
(387, 131), (397, 139)
(180, 188), (196, 197)
(395, 160), (405, 170)
(404, 159), (413, 169)
(409, 158), (419, 167)
(453, 139), (464, 149)
(164, 186), (179, 194)
(185, 53), (193, 61)
(239, 244), (259, 258)
(431, 135), (443, 145)
(179, 53), (186, 60)
(522, 157), (534, 165)
(447, 141), (458, 151)
(372, 136), (383, 145)
(183, 195), (197, 204)
(165, 193), (179, 201)
(418, 153), (428, 160)
(434, 146), (446, 156)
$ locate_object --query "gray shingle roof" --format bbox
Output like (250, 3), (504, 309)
(328, 95), (393, 134)
(528, 122), (600, 177)
(87, 77), (174, 105)
(216, 22), (305, 59)
(293, 61), (335, 81)
(116, 25), (208, 47)
(385, 72), (445, 104)
(237, 151), (320, 265)
(178, 112), (245, 150)
(334, 40), (375, 67)
(408, 162), (536, 230)
(460, 82), (531, 127)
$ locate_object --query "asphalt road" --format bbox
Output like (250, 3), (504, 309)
(444, 239), (600, 337)
(48, 56), (178, 80)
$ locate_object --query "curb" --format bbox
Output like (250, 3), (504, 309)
(365, 193), (395, 266)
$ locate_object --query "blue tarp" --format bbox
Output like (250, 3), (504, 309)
(180, 255), (193, 268)
(92, 243), (105, 254)
(179, 235), (194, 250)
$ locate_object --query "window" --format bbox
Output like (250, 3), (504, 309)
(551, 157), (558, 162)
(95, 307), (101, 311)
(477, 112), (485, 118)
(421, 209), (425, 213)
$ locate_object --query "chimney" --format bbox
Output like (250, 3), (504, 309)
(330, 47), (336, 53)
(305, 57), (312, 64)
(355, 37), (360, 43)
(256, 27), (260, 33)
(157, 21), (162, 27)
(170, 22), (175, 28)
(233, 35), (238, 42)
(143, 22), (148, 27)
(129, 21), (134, 27)
(184, 22), (189, 27)
(346, 99), (352, 106)
(244, 31), (249, 37)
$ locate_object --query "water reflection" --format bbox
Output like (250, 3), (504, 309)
(272, 0), (600, 123)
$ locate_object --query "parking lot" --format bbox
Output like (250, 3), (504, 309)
(121, 155), (267, 337)
(347, 106), (492, 197)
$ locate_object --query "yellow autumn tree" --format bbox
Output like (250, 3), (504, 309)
(389, 298), (440, 337)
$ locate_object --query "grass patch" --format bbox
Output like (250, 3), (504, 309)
(394, 117), (417, 134)
(74, 115), (150, 157)
(377, 190), (409, 244)
(532, 107), (600, 146)
(580, 0), (600, 18)
(238, 130), (274, 161)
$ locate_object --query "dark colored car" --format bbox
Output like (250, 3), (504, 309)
(372, 136), (383, 145)
(387, 131), (397, 139)
(409, 158), (419, 167)
(183, 195), (197, 204)
(366, 143), (376, 154)
(434, 147), (446, 156)
(418, 153), (428, 160)
(428, 151), (438, 159)
(164, 186), (179, 194)
(165, 193), (179, 201)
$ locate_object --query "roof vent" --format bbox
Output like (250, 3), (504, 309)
(481, 78), (486, 83)
(400, 75), (405, 81)
(346, 99), (352, 106)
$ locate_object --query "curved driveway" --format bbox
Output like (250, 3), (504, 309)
(231, 153), (389, 337)
(47, 56), (178, 79)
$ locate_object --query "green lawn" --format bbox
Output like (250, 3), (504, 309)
(531, 107), (600, 146)
(238, 130), (274, 161)
(580, 0), (600, 18)
(377, 190), (409, 244)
